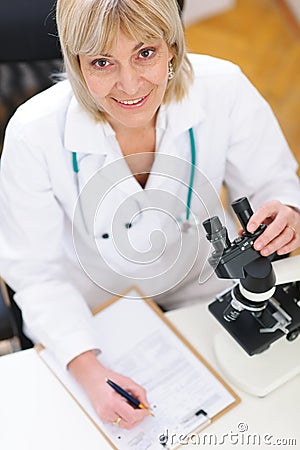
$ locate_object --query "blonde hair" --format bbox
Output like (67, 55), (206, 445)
(56, 0), (194, 121)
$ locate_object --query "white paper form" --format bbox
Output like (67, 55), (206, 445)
(39, 289), (237, 450)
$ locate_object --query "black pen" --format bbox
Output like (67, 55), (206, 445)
(105, 378), (154, 416)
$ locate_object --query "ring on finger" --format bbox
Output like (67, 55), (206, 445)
(113, 416), (122, 426)
(287, 225), (296, 238)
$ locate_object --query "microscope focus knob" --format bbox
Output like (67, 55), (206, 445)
(286, 329), (300, 342)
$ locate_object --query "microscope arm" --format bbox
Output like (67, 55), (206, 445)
(272, 254), (300, 286)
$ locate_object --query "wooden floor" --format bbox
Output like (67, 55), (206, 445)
(185, 0), (300, 176)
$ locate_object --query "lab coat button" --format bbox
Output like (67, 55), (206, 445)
(102, 233), (109, 239)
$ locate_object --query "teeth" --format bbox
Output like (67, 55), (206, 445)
(118, 97), (144, 105)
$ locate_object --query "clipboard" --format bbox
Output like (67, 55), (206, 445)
(36, 286), (240, 449)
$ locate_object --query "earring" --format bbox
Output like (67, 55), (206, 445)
(168, 61), (175, 80)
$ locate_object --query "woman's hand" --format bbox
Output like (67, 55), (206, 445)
(68, 350), (150, 429)
(246, 200), (300, 256)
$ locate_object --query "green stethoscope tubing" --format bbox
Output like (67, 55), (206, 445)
(72, 151), (79, 174)
(186, 127), (196, 221)
(72, 127), (196, 223)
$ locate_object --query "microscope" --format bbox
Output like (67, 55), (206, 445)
(202, 197), (300, 396)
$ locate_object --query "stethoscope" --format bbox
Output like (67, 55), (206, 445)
(72, 127), (196, 236)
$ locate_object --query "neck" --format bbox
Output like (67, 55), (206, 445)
(105, 112), (157, 137)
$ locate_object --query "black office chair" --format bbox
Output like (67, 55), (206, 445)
(0, 0), (61, 350)
(0, 280), (20, 351)
(177, 0), (185, 16)
(0, 0), (62, 153)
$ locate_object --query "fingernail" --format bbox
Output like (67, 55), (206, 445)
(248, 224), (256, 233)
(255, 242), (263, 250)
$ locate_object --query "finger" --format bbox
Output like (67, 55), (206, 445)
(237, 227), (244, 237)
(253, 214), (287, 251)
(259, 226), (294, 256)
(121, 379), (150, 408)
(120, 416), (146, 430)
(111, 415), (141, 430)
(98, 400), (124, 423)
(94, 391), (125, 424)
(277, 230), (300, 255)
(247, 201), (280, 233)
(277, 241), (298, 255)
(111, 415), (122, 427)
(116, 402), (148, 429)
(101, 411), (121, 424)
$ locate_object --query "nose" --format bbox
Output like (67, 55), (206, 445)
(115, 63), (142, 96)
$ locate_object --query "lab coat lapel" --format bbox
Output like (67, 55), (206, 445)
(64, 96), (141, 199)
(64, 96), (111, 155)
(145, 94), (206, 224)
(147, 92), (206, 199)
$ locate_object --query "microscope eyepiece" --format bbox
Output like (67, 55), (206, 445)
(202, 216), (223, 236)
(202, 216), (231, 255)
(202, 196), (268, 280)
(231, 197), (254, 232)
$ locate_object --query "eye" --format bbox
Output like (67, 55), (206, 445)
(92, 58), (111, 69)
(138, 48), (155, 60)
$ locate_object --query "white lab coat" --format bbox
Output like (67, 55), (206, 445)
(0, 54), (299, 367)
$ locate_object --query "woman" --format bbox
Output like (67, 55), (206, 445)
(0, 0), (299, 429)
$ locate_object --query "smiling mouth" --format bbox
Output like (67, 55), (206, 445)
(113, 92), (150, 106)
(117, 96), (145, 105)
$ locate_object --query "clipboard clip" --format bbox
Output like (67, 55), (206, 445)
(180, 408), (210, 425)
(159, 409), (211, 449)
(178, 409), (212, 445)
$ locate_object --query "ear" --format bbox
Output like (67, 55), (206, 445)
(168, 50), (175, 62)
(167, 43), (176, 63)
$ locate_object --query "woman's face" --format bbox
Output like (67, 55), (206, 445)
(79, 32), (173, 132)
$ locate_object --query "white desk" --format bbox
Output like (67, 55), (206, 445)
(0, 302), (299, 450)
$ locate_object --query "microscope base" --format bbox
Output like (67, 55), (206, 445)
(214, 331), (300, 397)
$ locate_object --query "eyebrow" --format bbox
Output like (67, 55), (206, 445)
(101, 42), (144, 58)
